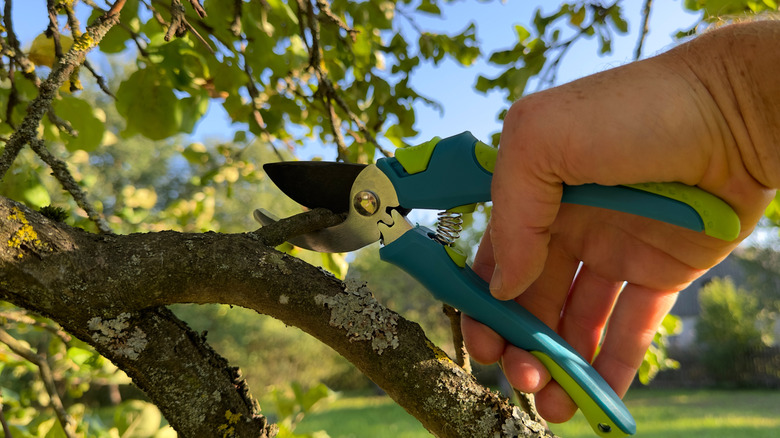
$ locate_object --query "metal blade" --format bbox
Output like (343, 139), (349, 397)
(264, 162), (367, 214)
(256, 164), (402, 253)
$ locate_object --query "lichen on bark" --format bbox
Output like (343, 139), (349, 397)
(315, 278), (400, 354)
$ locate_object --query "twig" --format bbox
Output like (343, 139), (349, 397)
(187, 0), (207, 18)
(230, 0), (243, 36)
(29, 139), (113, 234)
(315, 0), (358, 40)
(635, 0), (653, 60)
(252, 208), (346, 247)
(0, 311), (72, 344)
(0, 391), (11, 438)
(442, 304), (471, 373)
(165, 0), (188, 41)
(83, 59), (116, 98)
(0, 328), (78, 438)
(3, 0), (41, 86)
(0, 3), (125, 180)
(295, 0), (392, 159)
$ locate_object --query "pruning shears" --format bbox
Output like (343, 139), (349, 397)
(256, 131), (741, 437)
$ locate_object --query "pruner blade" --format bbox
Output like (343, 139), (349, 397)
(258, 163), (402, 253)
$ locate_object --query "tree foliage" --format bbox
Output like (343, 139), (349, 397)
(695, 277), (776, 387)
(0, 0), (777, 437)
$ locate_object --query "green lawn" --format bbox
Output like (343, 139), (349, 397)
(294, 389), (780, 437)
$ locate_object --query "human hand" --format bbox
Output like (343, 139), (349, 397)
(465, 21), (779, 423)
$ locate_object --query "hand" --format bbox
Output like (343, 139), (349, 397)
(465, 21), (779, 423)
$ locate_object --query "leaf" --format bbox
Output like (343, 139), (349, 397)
(114, 400), (164, 438)
(299, 383), (332, 412)
(23, 179), (51, 208)
(416, 0), (441, 15)
(66, 347), (95, 366)
(116, 67), (183, 140)
(180, 92), (210, 134)
(320, 253), (348, 279)
(53, 96), (106, 152)
(28, 33), (73, 67)
(569, 6), (586, 27)
(607, 5), (629, 33)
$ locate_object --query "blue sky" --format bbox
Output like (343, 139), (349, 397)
(398, 1), (701, 145)
(10, 1), (702, 153)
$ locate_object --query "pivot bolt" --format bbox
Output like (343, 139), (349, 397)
(354, 191), (379, 216)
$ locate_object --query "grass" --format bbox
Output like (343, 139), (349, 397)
(293, 389), (780, 437)
(551, 389), (780, 438)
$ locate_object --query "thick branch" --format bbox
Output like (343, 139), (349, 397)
(0, 197), (553, 438)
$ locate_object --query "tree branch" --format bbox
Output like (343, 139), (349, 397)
(0, 4), (124, 180)
(29, 138), (113, 234)
(0, 197), (553, 438)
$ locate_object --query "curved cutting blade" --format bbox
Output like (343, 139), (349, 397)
(264, 162), (366, 214)
(256, 164), (401, 253)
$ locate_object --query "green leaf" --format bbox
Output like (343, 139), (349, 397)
(416, 0), (441, 15)
(569, 6), (586, 27)
(53, 96), (105, 152)
(66, 347), (95, 366)
(113, 400), (164, 438)
(607, 5), (629, 33)
(180, 92), (210, 134)
(23, 179), (51, 208)
(300, 383), (331, 412)
(116, 67), (183, 140)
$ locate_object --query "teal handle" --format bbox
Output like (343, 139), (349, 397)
(380, 226), (637, 437)
(376, 131), (740, 240)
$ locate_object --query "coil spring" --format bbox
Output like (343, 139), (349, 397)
(433, 211), (463, 246)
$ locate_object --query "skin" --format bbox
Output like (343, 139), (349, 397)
(466, 20), (780, 423)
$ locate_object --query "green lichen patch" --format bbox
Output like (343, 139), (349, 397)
(217, 409), (243, 438)
(7, 206), (51, 258)
(315, 279), (399, 355)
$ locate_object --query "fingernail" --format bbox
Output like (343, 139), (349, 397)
(489, 264), (502, 296)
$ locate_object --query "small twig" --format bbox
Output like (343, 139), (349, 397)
(251, 208), (346, 247)
(0, 328), (78, 438)
(5, 67), (19, 130)
(0, 391), (11, 438)
(322, 88), (349, 161)
(46, 108), (78, 137)
(83, 59), (116, 98)
(30, 139), (113, 234)
(315, 0), (358, 40)
(230, 0), (243, 36)
(0, 311), (72, 344)
(3, 0), (41, 86)
(165, 0), (187, 41)
(635, 0), (653, 60)
(187, 0), (207, 18)
(442, 304), (471, 373)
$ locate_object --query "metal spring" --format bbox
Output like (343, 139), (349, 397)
(433, 211), (463, 246)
